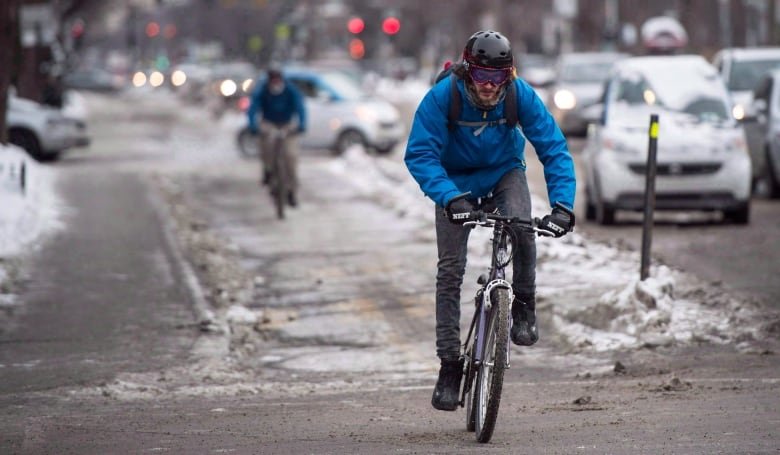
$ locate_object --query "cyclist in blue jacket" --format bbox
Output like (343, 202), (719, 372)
(247, 64), (307, 206)
(404, 31), (577, 411)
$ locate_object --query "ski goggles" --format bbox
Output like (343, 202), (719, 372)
(468, 64), (512, 85)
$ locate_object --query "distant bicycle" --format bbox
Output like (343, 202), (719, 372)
(458, 207), (552, 443)
(262, 124), (298, 219)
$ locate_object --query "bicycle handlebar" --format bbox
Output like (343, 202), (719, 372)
(463, 211), (554, 237)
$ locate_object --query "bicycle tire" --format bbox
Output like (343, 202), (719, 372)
(474, 287), (510, 443)
(465, 327), (478, 432)
(272, 136), (287, 220)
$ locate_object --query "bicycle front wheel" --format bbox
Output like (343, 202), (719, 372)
(474, 287), (510, 443)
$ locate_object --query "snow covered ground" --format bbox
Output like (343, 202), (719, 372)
(0, 77), (765, 356)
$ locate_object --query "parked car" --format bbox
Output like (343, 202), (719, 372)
(6, 91), (90, 161)
(62, 67), (124, 92)
(745, 69), (780, 198)
(712, 47), (780, 186)
(546, 51), (628, 136)
(241, 67), (404, 156)
(516, 53), (555, 101)
(582, 55), (752, 225)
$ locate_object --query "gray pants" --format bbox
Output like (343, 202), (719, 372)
(434, 168), (536, 359)
(258, 121), (299, 193)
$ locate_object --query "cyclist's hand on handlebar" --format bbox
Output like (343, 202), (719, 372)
(537, 203), (575, 238)
(445, 193), (476, 224)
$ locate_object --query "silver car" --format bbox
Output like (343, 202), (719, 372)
(546, 52), (628, 136)
(712, 47), (780, 186)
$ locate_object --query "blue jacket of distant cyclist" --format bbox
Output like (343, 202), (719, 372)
(404, 76), (575, 210)
(247, 78), (306, 132)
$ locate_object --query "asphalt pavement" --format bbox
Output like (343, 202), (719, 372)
(0, 91), (778, 454)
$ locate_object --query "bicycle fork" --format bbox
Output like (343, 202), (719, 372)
(460, 279), (514, 406)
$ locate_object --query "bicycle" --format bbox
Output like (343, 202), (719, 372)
(457, 208), (551, 443)
(262, 124), (298, 220)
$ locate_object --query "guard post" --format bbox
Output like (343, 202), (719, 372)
(640, 114), (659, 280)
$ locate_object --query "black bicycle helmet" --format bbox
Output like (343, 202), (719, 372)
(267, 62), (283, 80)
(462, 30), (514, 69)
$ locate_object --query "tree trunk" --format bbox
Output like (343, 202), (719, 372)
(1, 0), (21, 145)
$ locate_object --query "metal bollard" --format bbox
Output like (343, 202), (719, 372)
(20, 160), (26, 194)
(640, 114), (659, 281)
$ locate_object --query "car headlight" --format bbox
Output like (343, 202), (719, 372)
(171, 70), (187, 87)
(355, 105), (378, 122)
(602, 136), (637, 154)
(220, 79), (237, 97)
(553, 89), (576, 110)
(732, 103), (745, 121)
(724, 134), (748, 153)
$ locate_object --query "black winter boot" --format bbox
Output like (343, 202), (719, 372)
(431, 357), (464, 411)
(511, 298), (539, 346)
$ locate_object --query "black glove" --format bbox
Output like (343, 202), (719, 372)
(538, 202), (575, 238)
(444, 194), (476, 224)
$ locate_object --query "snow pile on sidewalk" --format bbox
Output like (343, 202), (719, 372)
(0, 144), (63, 257)
(0, 144), (63, 304)
(329, 144), (762, 353)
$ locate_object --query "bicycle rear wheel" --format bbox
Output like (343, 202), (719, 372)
(474, 287), (510, 443)
(271, 137), (287, 220)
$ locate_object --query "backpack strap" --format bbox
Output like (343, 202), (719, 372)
(447, 74), (461, 132)
(504, 81), (518, 129)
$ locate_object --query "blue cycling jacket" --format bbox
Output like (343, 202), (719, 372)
(247, 79), (306, 130)
(404, 77), (575, 210)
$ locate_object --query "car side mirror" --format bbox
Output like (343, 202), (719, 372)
(742, 99), (767, 123)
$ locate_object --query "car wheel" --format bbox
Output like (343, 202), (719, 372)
(237, 126), (259, 159)
(766, 147), (780, 199)
(374, 143), (397, 155)
(596, 200), (616, 225)
(723, 202), (750, 225)
(9, 129), (45, 161)
(592, 174), (616, 225)
(584, 187), (597, 221)
(333, 129), (366, 156)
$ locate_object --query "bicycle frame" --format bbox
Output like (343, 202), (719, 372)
(461, 218), (514, 403)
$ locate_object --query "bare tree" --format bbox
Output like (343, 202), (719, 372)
(1, 0), (21, 144)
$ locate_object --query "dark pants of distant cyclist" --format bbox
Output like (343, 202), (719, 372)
(434, 168), (536, 360)
(258, 121), (299, 195)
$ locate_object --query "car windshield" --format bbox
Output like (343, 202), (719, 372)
(609, 62), (732, 127)
(560, 60), (616, 83)
(728, 58), (780, 91)
(320, 71), (365, 101)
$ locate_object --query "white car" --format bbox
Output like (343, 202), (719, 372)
(240, 67), (404, 156)
(712, 47), (780, 185)
(582, 55), (752, 225)
(746, 69), (780, 198)
(6, 92), (90, 161)
(546, 52), (628, 136)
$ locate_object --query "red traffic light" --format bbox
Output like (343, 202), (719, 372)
(347, 17), (365, 34)
(145, 21), (160, 38)
(71, 19), (85, 38)
(382, 17), (400, 35)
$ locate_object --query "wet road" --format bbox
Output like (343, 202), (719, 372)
(0, 91), (778, 453)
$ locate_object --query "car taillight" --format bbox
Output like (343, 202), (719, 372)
(238, 96), (250, 112)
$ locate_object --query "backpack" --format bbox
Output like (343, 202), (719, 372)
(434, 62), (519, 133)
